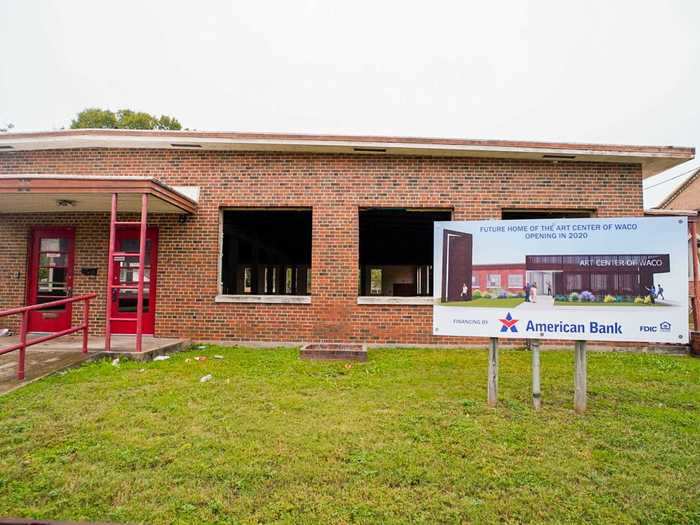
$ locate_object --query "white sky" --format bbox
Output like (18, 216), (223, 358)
(1, 0), (698, 207)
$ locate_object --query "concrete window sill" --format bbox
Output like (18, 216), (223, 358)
(357, 296), (434, 305)
(215, 295), (311, 304)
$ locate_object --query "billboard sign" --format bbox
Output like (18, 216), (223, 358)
(433, 217), (688, 343)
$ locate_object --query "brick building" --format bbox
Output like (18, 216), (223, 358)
(0, 129), (694, 345)
(471, 264), (526, 295)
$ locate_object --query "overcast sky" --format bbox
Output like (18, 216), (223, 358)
(1, 1), (698, 207)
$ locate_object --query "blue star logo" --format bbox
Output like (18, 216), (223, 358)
(499, 312), (518, 333)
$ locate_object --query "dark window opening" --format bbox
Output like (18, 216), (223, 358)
(359, 208), (452, 296)
(221, 209), (312, 295)
(502, 209), (595, 220)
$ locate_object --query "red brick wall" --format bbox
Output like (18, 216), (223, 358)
(472, 267), (526, 294)
(0, 149), (644, 343)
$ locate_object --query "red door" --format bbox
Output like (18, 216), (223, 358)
(441, 230), (473, 302)
(110, 227), (158, 335)
(27, 227), (75, 332)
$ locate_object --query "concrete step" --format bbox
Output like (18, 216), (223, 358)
(101, 338), (192, 361)
(300, 343), (368, 361)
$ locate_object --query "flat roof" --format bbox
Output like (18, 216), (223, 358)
(0, 129), (694, 178)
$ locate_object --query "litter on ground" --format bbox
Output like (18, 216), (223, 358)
(153, 355), (170, 361)
(111, 358), (120, 367)
(214, 355), (224, 359)
(200, 374), (213, 383)
(194, 356), (207, 362)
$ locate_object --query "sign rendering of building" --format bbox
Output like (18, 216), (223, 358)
(433, 217), (688, 343)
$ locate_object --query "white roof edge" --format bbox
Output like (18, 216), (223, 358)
(1, 132), (694, 180)
(0, 132), (690, 160)
(645, 208), (698, 216)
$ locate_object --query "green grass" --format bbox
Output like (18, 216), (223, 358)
(441, 297), (525, 308)
(1, 346), (699, 524)
(555, 301), (662, 307)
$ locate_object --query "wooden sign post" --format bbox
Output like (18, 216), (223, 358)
(531, 339), (542, 410)
(487, 337), (498, 407)
(574, 340), (587, 414)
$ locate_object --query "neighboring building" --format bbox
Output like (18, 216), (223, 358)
(0, 129), (694, 345)
(657, 167), (700, 211)
(653, 167), (700, 327)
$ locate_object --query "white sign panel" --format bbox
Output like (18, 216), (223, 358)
(433, 217), (688, 343)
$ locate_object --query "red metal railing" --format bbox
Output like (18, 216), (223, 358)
(0, 294), (96, 380)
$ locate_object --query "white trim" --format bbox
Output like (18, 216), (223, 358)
(217, 208), (224, 297)
(172, 186), (200, 202)
(215, 294), (311, 304)
(0, 133), (687, 158)
(0, 132), (692, 178)
(357, 296), (434, 305)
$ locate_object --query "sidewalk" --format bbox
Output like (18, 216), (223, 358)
(515, 295), (555, 310)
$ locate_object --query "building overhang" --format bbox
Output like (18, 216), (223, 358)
(0, 129), (694, 178)
(0, 175), (197, 214)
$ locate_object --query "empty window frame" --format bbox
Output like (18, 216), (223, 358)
(359, 208), (452, 296)
(221, 209), (312, 295)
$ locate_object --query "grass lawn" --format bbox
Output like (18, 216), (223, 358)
(555, 301), (662, 307)
(441, 297), (525, 308)
(1, 346), (699, 524)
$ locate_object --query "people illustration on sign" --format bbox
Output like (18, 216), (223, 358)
(645, 284), (657, 304)
(644, 283), (666, 303)
(461, 282), (469, 300)
(546, 281), (552, 296)
(530, 283), (537, 303)
(524, 282), (531, 302)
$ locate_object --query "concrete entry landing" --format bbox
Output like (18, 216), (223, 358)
(0, 335), (190, 395)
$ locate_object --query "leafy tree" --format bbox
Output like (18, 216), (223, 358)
(70, 108), (182, 130)
(156, 115), (181, 130)
(70, 108), (117, 129)
(115, 109), (157, 130)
